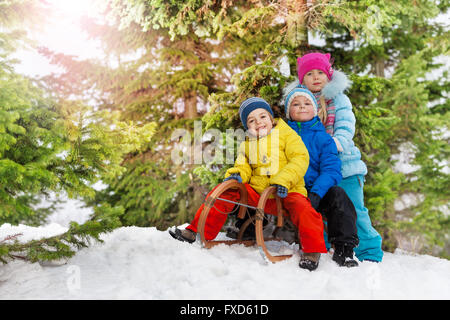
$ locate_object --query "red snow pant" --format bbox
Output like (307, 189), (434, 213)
(186, 183), (327, 253)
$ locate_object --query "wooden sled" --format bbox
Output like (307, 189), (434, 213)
(197, 181), (298, 263)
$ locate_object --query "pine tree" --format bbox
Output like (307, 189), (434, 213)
(0, 0), (158, 264)
(0, 0), (67, 225)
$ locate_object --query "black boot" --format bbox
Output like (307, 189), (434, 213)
(332, 244), (359, 267)
(225, 226), (256, 241)
(226, 208), (268, 241)
(226, 215), (257, 240)
(169, 228), (196, 243)
(299, 252), (321, 271)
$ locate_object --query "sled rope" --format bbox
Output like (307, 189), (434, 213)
(207, 196), (271, 223)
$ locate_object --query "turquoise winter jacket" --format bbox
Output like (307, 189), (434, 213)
(321, 70), (367, 178)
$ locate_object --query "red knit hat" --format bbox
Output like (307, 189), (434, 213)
(297, 52), (334, 84)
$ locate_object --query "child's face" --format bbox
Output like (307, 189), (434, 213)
(289, 96), (316, 122)
(302, 69), (329, 92)
(246, 109), (273, 138)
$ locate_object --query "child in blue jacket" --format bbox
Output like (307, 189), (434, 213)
(296, 52), (383, 262)
(284, 85), (359, 267)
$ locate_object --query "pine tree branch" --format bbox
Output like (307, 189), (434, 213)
(0, 206), (122, 264)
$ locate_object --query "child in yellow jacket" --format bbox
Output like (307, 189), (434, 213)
(170, 97), (327, 271)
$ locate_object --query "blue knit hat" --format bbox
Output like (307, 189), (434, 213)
(284, 85), (318, 120)
(239, 97), (274, 130)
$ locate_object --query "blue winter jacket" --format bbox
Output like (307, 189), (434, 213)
(321, 70), (367, 178)
(287, 117), (342, 199)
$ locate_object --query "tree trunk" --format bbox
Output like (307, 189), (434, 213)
(183, 92), (198, 119)
(375, 59), (385, 78)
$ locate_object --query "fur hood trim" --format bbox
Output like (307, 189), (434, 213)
(321, 70), (352, 99)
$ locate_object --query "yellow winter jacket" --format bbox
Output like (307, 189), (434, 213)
(225, 118), (309, 196)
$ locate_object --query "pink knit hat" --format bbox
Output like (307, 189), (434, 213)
(297, 52), (334, 84)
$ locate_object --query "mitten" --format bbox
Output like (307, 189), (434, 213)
(308, 192), (321, 211)
(273, 184), (288, 198)
(223, 173), (242, 183)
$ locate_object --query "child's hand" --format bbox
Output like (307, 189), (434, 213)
(272, 184), (288, 198)
(223, 173), (242, 183)
(308, 192), (321, 210)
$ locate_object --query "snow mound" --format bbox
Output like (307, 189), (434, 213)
(0, 224), (449, 300)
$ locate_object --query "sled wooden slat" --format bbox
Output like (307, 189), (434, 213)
(202, 236), (285, 249)
(202, 239), (256, 248)
(255, 186), (293, 263)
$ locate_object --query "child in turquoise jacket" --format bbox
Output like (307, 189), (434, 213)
(296, 52), (383, 262)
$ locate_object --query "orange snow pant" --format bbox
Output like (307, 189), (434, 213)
(186, 183), (327, 253)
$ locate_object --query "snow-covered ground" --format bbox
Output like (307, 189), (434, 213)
(1, 222), (449, 300)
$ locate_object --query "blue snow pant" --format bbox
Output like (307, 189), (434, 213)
(324, 174), (383, 262)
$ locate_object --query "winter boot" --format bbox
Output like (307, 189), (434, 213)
(299, 252), (321, 271)
(225, 226), (256, 241)
(226, 208), (269, 241)
(169, 227), (196, 243)
(332, 243), (359, 267)
(226, 215), (257, 240)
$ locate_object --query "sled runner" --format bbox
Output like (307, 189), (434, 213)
(197, 180), (300, 263)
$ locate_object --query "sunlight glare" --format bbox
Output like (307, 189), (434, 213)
(15, 0), (106, 77)
(47, 0), (95, 17)
(38, 0), (104, 60)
